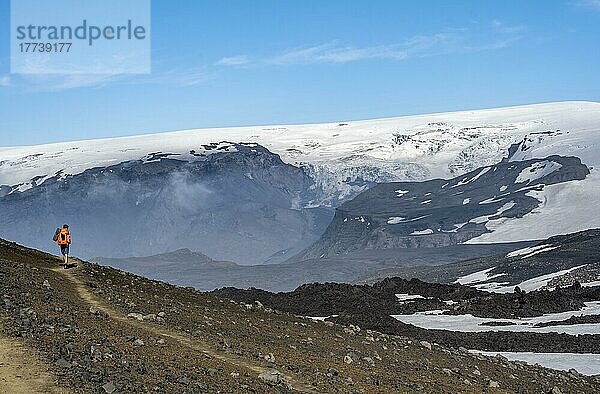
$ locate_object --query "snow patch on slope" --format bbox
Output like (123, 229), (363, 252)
(467, 172), (600, 244)
(468, 201), (516, 225)
(387, 217), (405, 224)
(470, 351), (600, 376)
(515, 160), (562, 184)
(508, 265), (587, 292)
(410, 229), (434, 235)
(452, 167), (491, 188)
(465, 265), (587, 293)
(506, 244), (559, 258)
(392, 301), (600, 335)
(395, 294), (427, 302)
(454, 267), (506, 285)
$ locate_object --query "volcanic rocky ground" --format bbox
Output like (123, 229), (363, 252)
(214, 278), (600, 354)
(2, 239), (600, 393)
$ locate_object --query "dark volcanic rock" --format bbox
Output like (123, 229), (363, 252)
(535, 314), (600, 328)
(214, 277), (600, 353)
(214, 277), (484, 317)
(215, 278), (600, 319)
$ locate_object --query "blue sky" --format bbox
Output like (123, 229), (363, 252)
(1, 0), (599, 146)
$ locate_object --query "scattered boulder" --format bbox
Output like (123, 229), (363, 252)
(258, 369), (288, 386)
(89, 306), (107, 317)
(143, 313), (157, 322)
(127, 313), (144, 321)
(264, 353), (275, 363)
(363, 356), (375, 366)
(569, 368), (581, 377)
(55, 358), (71, 368)
(420, 341), (432, 350)
(102, 381), (116, 394)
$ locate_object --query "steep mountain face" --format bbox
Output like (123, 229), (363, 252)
(457, 229), (600, 292)
(295, 155), (589, 260)
(0, 143), (332, 264)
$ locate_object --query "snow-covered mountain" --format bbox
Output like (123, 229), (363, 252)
(293, 154), (590, 260)
(2, 101), (598, 203)
(1, 101), (600, 253)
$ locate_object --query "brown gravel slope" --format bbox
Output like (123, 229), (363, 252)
(0, 332), (69, 393)
(1, 238), (599, 393)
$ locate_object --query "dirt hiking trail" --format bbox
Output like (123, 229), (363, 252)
(0, 327), (68, 394)
(50, 261), (318, 393)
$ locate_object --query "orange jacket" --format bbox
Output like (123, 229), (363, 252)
(57, 228), (71, 246)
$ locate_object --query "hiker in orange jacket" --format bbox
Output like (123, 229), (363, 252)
(55, 224), (72, 268)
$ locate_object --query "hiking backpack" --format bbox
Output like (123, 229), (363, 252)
(57, 228), (71, 245)
(53, 228), (61, 242)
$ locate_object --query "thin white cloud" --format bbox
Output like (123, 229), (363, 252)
(576, 0), (600, 11)
(222, 23), (524, 67)
(12, 67), (212, 91)
(0, 75), (10, 87)
(265, 35), (462, 65)
(491, 20), (527, 34)
(142, 67), (212, 87)
(13, 55), (133, 90)
(20, 74), (122, 90)
(172, 70), (211, 87)
(474, 36), (521, 51)
(215, 55), (249, 66)
(14, 50), (150, 76)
